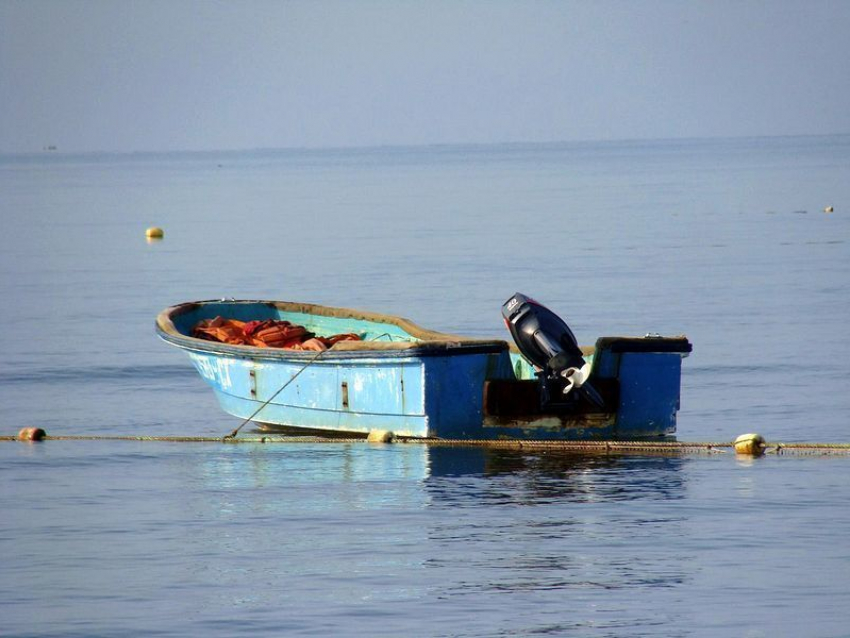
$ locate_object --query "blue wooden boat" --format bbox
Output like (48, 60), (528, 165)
(156, 297), (691, 440)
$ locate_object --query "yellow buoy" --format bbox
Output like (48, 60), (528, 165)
(17, 427), (46, 442)
(367, 430), (395, 443)
(824, 206), (834, 213)
(734, 433), (766, 457)
(145, 227), (165, 239)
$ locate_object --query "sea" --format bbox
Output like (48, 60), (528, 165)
(1, 135), (849, 637)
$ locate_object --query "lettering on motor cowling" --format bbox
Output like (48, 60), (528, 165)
(190, 354), (233, 390)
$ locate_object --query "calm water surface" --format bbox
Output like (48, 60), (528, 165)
(2, 137), (849, 636)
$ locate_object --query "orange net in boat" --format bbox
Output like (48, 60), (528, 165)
(192, 317), (361, 351)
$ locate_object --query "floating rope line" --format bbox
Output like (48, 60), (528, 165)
(2, 434), (364, 444)
(4, 432), (850, 455)
(399, 438), (850, 456)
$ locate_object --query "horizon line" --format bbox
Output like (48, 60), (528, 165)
(2, 131), (849, 158)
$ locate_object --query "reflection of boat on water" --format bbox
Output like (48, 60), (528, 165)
(198, 442), (686, 505)
(157, 295), (691, 440)
(192, 443), (691, 608)
(427, 446), (686, 503)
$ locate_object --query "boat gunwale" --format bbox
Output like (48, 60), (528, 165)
(156, 299), (511, 360)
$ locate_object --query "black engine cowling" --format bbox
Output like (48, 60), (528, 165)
(501, 293), (604, 409)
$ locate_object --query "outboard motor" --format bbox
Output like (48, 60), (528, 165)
(502, 293), (605, 409)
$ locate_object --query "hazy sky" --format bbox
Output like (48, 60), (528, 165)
(1, 0), (848, 153)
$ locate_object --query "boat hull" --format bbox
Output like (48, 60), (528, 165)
(157, 300), (691, 440)
(182, 347), (510, 438)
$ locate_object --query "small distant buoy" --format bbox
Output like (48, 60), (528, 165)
(17, 427), (46, 442)
(145, 227), (164, 239)
(824, 206), (834, 213)
(734, 433), (766, 457)
(367, 430), (395, 443)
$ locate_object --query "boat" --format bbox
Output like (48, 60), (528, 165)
(156, 295), (692, 440)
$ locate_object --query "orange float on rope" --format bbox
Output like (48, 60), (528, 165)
(18, 427), (46, 442)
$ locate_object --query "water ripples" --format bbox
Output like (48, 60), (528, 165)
(0, 363), (195, 386)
